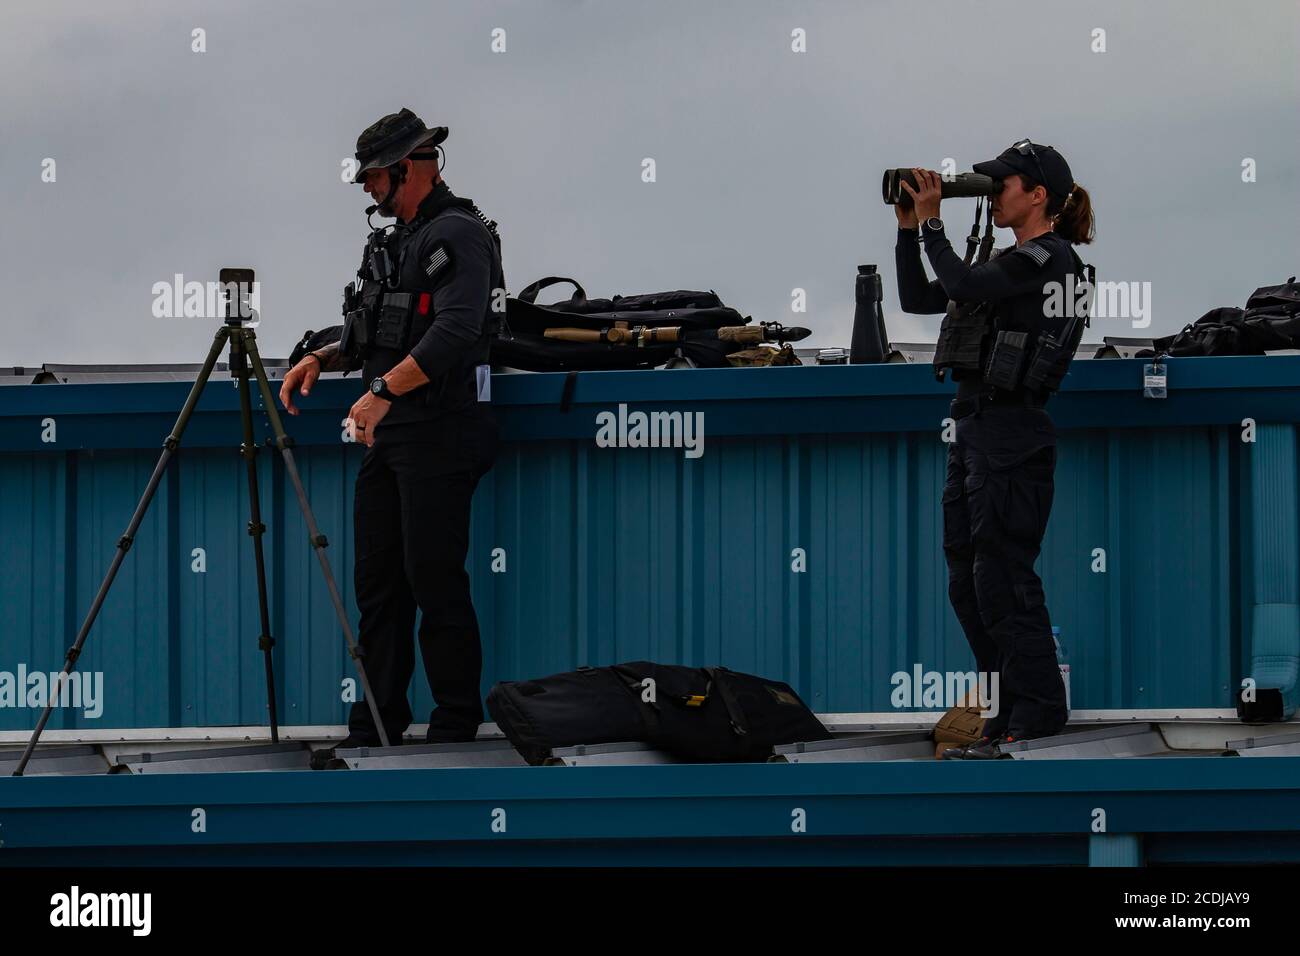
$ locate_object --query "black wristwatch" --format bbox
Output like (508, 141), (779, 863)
(369, 376), (396, 401)
(922, 217), (944, 235)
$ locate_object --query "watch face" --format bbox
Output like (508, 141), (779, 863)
(371, 378), (383, 394)
(925, 217), (943, 231)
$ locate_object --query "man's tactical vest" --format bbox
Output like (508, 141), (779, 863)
(339, 187), (502, 412)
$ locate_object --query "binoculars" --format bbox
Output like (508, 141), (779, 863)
(881, 168), (1003, 208)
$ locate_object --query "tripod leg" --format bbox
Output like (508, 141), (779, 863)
(242, 333), (391, 748)
(12, 328), (231, 776)
(233, 339), (280, 743)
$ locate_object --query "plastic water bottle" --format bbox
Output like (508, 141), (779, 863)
(1052, 626), (1071, 712)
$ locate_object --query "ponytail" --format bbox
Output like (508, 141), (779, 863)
(1016, 175), (1096, 244)
(1052, 182), (1095, 245)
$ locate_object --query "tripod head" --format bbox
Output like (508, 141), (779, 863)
(220, 267), (258, 328)
(219, 267), (259, 379)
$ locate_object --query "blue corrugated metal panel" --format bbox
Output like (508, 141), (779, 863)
(0, 454), (71, 725)
(71, 451), (174, 729)
(176, 449), (280, 727)
(275, 445), (359, 727)
(1, 356), (1297, 729)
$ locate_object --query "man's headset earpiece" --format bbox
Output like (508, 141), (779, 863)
(364, 147), (444, 218)
(365, 160), (410, 217)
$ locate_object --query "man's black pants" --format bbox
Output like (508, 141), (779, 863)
(348, 413), (498, 745)
(941, 403), (1068, 740)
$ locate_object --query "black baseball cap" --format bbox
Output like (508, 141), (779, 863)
(973, 139), (1073, 198)
(351, 107), (448, 184)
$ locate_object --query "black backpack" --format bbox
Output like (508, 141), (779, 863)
(1149, 276), (1300, 357)
(486, 661), (831, 765)
(1245, 276), (1300, 315)
(494, 277), (749, 371)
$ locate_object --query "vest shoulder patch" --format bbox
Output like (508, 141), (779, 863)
(1013, 241), (1052, 268)
(424, 242), (452, 280)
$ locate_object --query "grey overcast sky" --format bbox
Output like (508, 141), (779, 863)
(1, 0), (1296, 367)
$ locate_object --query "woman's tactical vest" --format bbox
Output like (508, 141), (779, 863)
(932, 203), (1092, 396)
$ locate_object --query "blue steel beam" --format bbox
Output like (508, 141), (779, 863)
(3, 356), (1300, 451)
(1, 756), (1299, 866)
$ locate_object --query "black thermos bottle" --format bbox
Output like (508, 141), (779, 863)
(850, 264), (889, 364)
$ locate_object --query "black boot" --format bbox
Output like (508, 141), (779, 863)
(940, 735), (994, 760)
(425, 710), (482, 745)
(959, 733), (1016, 760)
(310, 733), (386, 770)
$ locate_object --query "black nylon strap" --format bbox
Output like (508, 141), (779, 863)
(704, 667), (749, 737)
(963, 200), (981, 267)
(977, 200), (995, 263)
(519, 276), (587, 305)
(1084, 264), (1096, 328)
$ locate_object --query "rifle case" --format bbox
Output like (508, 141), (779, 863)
(495, 276), (748, 371)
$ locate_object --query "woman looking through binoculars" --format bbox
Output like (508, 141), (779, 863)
(893, 141), (1094, 759)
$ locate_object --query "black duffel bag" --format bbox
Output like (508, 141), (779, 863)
(495, 277), (748, 372)
(486, 661), (830, 765)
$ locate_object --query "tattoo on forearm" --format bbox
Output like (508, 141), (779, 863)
(309, 343), (353, 373)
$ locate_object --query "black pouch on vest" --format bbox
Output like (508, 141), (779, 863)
(933, 301), (990, 381)
(984, 330), (1030, 391)
(340, 281), (381, 360)
(1023, 263), (1093, 393)
(374, 292), (416, 350)
(339, 309), (371, 359)
(1023, 337), (1070, 393)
